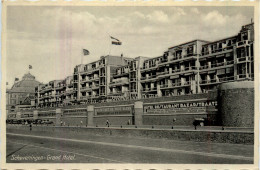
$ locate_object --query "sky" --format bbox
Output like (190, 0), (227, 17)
(6, 6), (254, 87)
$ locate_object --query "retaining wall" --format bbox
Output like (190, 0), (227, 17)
(7, 125), (254, 145)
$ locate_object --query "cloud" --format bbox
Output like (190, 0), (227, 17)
(202, 10), (228, 26)
(147, 10), (169, 23)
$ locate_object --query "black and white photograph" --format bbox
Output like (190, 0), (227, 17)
(2, 3), (259, 169)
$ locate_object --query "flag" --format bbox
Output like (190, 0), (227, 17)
(29, 65), (32, 69)
(110, 36), (120, 41)
(112, 41), (122, 45)
(15, 78), (19, 81)
(83, 49), (90, 55)
(110, 36), (122, 45)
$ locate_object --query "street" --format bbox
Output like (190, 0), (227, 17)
(6, 127), (254, 164)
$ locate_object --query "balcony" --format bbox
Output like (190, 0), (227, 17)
(236, 56), (251, 63)
(130, 89), (137, 93)
(160, 84), (168, 88)
(200, 61), (234, 71)
(91, 84), (99, 89)
(141, 64), (157, 72)
(160, 55), (196, 65)
(109, 80), (129, 86)
(65, 89), (74, 94)
(157, 70), (169, 76)
(236, 74), (252, 80)
(158, 58), (168, 64)
(55, 85), (65, 90)
(140, 75), (157, 82)
(100, 73), (106, 77)
(100, 93), (105, 96)
(130, 78), (137, 82)
(236, 40), (250, 48)
(113, 71), (129, 78)
(81, 67), (100, 75)
(201, 46), (234, 57)
(108, 91), (123, 96)
(142, 88), (150, 92)
(80, 86), (90, 91)
(91, 95), (100, 98)
(200, 79), (219, 85)
(80, 96), (89, 100)
(92, 77), (100, 81)
(219, 76), (235, 82)
(80, 78), (89, 83)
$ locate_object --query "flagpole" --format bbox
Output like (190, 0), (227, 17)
(81, 47), (83, 65)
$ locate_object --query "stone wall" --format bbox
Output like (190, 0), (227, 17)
(94, 116), (132, 126)
(61, 117), (87, 126)
(143, 114), (208, 126)
(219, 81), (254, 127)
(7, 125), (254, 145)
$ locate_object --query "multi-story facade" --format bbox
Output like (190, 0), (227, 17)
(34, 23), (254, 107)
(198, 23), (254, 93)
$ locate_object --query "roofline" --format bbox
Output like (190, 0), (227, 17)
(168, 39), (210, 49)
(202, 35), (237, 46)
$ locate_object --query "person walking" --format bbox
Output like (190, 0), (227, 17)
(80, 121), (83, 127)
(29, 123), (32, 131)
(106, 119), (110, 127)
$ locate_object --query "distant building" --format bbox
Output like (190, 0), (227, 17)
(6, 73), (41, 114)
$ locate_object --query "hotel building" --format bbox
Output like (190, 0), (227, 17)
(34, 23), (254, 107)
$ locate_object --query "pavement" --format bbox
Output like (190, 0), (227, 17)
(6, 127), (254, 164)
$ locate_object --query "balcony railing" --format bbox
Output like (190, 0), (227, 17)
(200, 61), (234, 70)
(236, 40), (249, 47)
(130, 78), (137, 82)
(182, 66), (197, 72)
(201, 46), (233, 56)
(110, 80), (129, 86)
(157, 70), (169, 76)
(141, 64), (156, 70)
(237, 74), (247, 79)
(200, 79), (218, 85)
(219, 76), (235, 82)
(141, 75), (157, 80)
(158, 59), (168, 64)
(237, 56), (251, 63)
